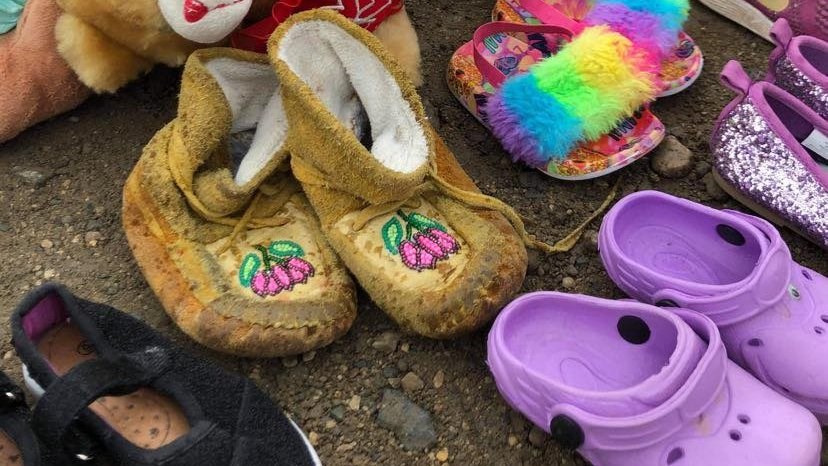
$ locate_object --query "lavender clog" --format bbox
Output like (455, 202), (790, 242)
(487, 292), (821, 465)
(767, 19), (828, 119)
(600, 190), (828, 422)
(711, 60), (828, 249)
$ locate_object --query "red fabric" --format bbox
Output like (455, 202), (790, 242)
(232, 0), (404, 53)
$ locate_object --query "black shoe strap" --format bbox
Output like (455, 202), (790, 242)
(31, 348), (170, 462)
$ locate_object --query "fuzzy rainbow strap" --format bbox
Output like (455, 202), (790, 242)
(485, 0), (688, 166)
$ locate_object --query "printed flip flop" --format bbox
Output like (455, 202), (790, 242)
(492, 0), (704, 96)
(448, 21), (665, 180)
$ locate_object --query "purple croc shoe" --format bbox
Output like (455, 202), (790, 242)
(599, 190), (828, 422)
(711, 60), (828, 249)
(767, 19), (828, 119)
(488, 292), (821, 465)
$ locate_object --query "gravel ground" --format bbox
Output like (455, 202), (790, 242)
(1, 1), (827, 464)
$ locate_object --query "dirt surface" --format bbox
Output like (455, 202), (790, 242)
(1, 1), (827, 464)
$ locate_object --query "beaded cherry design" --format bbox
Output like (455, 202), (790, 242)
(238, 241), (315, 297)
(381, 210), (460, 271)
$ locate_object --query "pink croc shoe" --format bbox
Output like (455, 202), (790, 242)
(599, 190), (828, 423)
(711, 60), (828, 249)
(766, 19), (828, 119)
(488, 292), (822, 465)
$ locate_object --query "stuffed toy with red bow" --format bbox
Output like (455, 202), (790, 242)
(0, 0), (421, 143)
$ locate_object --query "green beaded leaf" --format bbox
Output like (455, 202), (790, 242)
(407, 213), (446, 233)
(382, 217), (404, 255)
(269, 240), (304, 258)
(238, 254), (261, 287)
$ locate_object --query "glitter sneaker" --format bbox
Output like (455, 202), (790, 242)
(710, 60), (828, 249)
(766, 18), (828, 119)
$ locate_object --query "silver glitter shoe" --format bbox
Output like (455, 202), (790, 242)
(711, 60), (828, 250)
(767, 19), (828, 119)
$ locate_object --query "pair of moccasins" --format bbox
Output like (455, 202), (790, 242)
(0, 283), (321, 465)
(489, 191), (828, 465)
(123, 9), (574, 357)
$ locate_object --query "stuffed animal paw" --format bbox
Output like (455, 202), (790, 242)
(0, 0), (90, 143)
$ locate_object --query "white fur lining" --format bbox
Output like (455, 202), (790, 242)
(277, 21), (428, 174)
(204, 58), (288, 186)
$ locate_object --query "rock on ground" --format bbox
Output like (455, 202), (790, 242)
(376, 389), (437, 451)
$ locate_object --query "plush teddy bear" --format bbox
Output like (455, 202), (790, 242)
(56, 0), (421, 92)
(0, 0), (421, 142)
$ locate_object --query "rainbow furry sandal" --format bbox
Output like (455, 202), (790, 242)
(448, 22), (664, 179)
(492, 0), (703, 96)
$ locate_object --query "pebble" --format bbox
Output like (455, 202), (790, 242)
(436, 448), (449, 462)
(302, 351), (316, 363)
(325, 419), (337, 429)
(308, 431), (319, 446)
(372, 331), (400, 353)
(400, 342), (410, 352)
(704, 173), (730, 201)
(585, 230), (600, 250)
(282, 356), (299, 368)
(330, 405), (346, 422)
(40, 239), (53, 249)
(562, 277), (576, 289)
(43, 269), (57, 280)
(84, 231), (102, 247)
(376, 389), (437, 451)
(0, 223), (9, 233)
(528, 426), (549, 448)
(432, 370), (445, 389)
(507, 434), (519, 447)
(401, 372), (425, 392)
(3, 351), (12, 360)
(509, 410), (526, 433)
(565, 265), (578, 276)
(650, 136), (694, 178)
(14, 168), (52, 187)
(348, 395), (361, 411)
(382, 366), (400, 379)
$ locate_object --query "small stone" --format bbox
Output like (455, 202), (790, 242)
(302, 351), (316, 362)
(507, 434), (519, 447)
(376, 389), (437, 450)
(69, 116), (80, 123)
(0, 223), (9, 233)
(528, 426), (549, 448)
(650, 136), (694, 178)
(432, 370), (445, 389)
(396, 360), (409, 372)
(308, 431), (319, 446)
(336, 442), (356, 452)
(565, 265), (578, 276)
(84, 231), (102, 247)
(704, 173), (730, 201)
(562, 277), (576, 289)
(383, 366), (399, 378)
(436, 448), (449, 462)
(508, 410), (526, 433)
(325, 419), (337, 429)
(3, 351), (12, 360)
(281, 356), (299, 368)
(329, 405), (346, 422)
(400, 342), (410, 352)
(348, 395), (361, 411)
(585, 230), (600, 250)
(401, 372), (424, 392)
(40, 239), (53, 249)
(43, 269), (57, 280)
(526, 249), (541, 274)
(14, 168), (52, 187)
(372, 331), (400, 353)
